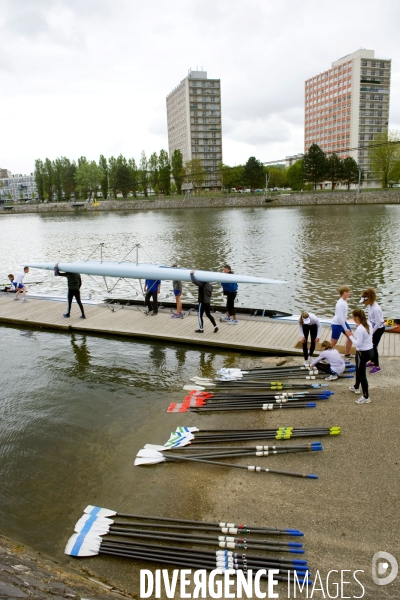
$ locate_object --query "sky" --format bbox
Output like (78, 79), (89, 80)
(1, 0), (399, 174)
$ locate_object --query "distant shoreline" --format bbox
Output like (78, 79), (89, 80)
(1, 190), (400, 215)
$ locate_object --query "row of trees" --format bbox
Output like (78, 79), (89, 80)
(34, 150), (186, 201)
(34, 132), (400, 201)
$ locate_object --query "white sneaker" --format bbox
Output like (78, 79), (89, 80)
(355, 397), (371, 404)
(325, 374), (338, 381)
(349, 386), (361, 393)
(304, 361), (310, 367)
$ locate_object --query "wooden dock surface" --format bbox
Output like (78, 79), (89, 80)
(1, 295), (399, 356)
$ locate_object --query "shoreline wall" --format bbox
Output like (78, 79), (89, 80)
(2, 190), (400, 214)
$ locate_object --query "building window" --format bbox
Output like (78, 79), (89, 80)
(380, 62), (385, 68)
(360, 118), (365, 124)
(361, 94), (366, 99)
(379, 70), (384, 76)
(377, 111), (382, 116)
(360, 102), (366, 108)
(360, 135), (365, 140)
(370, 110), (375, 116)
(378, 94), (383, 101)
(377, 127), (382, 132)
(370, 103), (374, 109)
(361, 69), (367, 75)
(362, 61), (367, 67)
(371, 70), (375, 76)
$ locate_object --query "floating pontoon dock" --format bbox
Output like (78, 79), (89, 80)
(1, 295), (399, 356)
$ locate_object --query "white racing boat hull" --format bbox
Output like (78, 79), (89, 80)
(25, 261), (287, 285)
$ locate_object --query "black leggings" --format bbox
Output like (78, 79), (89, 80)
(302, 324), (318, 360)
(67, 289), (85, 316)
(225, 292), (237, 317)
(372, 327), (385, 367)
(355, 349), (374, 398)
(145, 291), (158, 314)
(198, 303), (216, 330)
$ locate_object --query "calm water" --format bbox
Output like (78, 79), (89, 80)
(0, 204), (399, 579)
(2, 204), (400, 314)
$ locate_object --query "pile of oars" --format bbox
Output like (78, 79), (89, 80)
(65, 505), (311, 583)
(168, 389), (333, 413)
(164, 426), (341, 447)
(184, 364), (355, 392)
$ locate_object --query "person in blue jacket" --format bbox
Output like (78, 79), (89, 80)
(220, 265), (238, 324)
(144, 278), (161, 315)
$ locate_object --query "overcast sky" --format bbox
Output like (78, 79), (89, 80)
(1, 0), (399, 174)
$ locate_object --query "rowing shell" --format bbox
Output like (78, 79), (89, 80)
(25, 261), (287, 285)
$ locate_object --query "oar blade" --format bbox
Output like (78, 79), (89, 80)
(83, 505), (116, 518)
(64, 533), (102, 557)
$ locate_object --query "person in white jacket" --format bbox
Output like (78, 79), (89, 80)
(310, 341), (346, 381)
(344, 308), (374, 404)
(298, 311), (322, 366)
(331, 286), (352, 358)
(359, 288), (385, 374)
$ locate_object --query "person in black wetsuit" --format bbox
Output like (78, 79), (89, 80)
(190, 270), (218, 334)
(55, 263), (86, 319)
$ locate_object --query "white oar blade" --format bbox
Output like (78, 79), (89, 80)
(134, 456), (166, 466)
(84, 505), (117, 518)
(75, 515), (114, 528)
(144, 444), (170, 451)
(183, 385), (205, 391)
(176, 426), (199, 433)
(137, 449), (164, 459)
(74, 523), (110, 536)
(190, 377), (213, 383)
(65, 533), (102, 557)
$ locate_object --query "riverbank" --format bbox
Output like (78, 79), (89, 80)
(2, 190), (400, 214)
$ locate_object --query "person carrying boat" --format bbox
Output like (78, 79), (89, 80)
(298, 311), (322, 366)
(13, 267), (29, 302)
(331, 286), (352, 358)
(55, 263), (86, 319)
(171, 265), (183, 318)
(359, 288), (385, 374)
(220, 265), (238, 324)
(144, 278), (161, 315)
(190, 271), (218, 334)
(344, 308), (374, 404)
(310, 341), (346, 381)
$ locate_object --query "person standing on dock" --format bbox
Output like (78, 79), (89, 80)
(171, 265), (183, 318)
(344, 308), (374, 404)
(13, 267), (29, 301)
(144, 278), (161, 315)
(190, 271), (218, 334)
(220, 265), (238, 324)
(359, 288), (385, 374)
(298, 311), (322, 366)
(55, 263), (86, 319)
(331, 286), (352, 358)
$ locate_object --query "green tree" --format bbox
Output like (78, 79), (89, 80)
(326, 153), (343, 190)
(128, 158), (138, 197)
(139, 151), (148, 197)
(148, 152), (159, 193)
(114, 156), (131, 198)
(286, 159), (304, 190)
(303, 144), (327, 190)
(158, 149), (171, 195)
(184, 159), (206, 194)
(243, 157), (264, 191)
(342, 156), (361, 190)
(108, 156), (118, 199)
(34, 159), (45, 200)
(266, 166), (287, 189)
(43, 158), (54, 201)
(61, 158), (77, 200)
(99, 155), (109, 200)
(171, 149), (184, 194)
(369, 131), (400, 188)
(75, 158), (103, 198)
(53, 158), (64, 201)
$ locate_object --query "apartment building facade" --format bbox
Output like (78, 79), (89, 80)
(0, 170), (38, 201)
(166, 69), (223, 189)
(304, 49), (391, 186)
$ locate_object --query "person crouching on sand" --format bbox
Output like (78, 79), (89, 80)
(310, 341), (346, 381)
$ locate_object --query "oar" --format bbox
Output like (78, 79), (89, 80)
(83, 505), (304, 535)
(74, 522), (304, 552)
(65, 534), (311, 583)
(189, 402), (318, 412)
(143, 443), (323, 461)
(134, 449), (319, 479)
